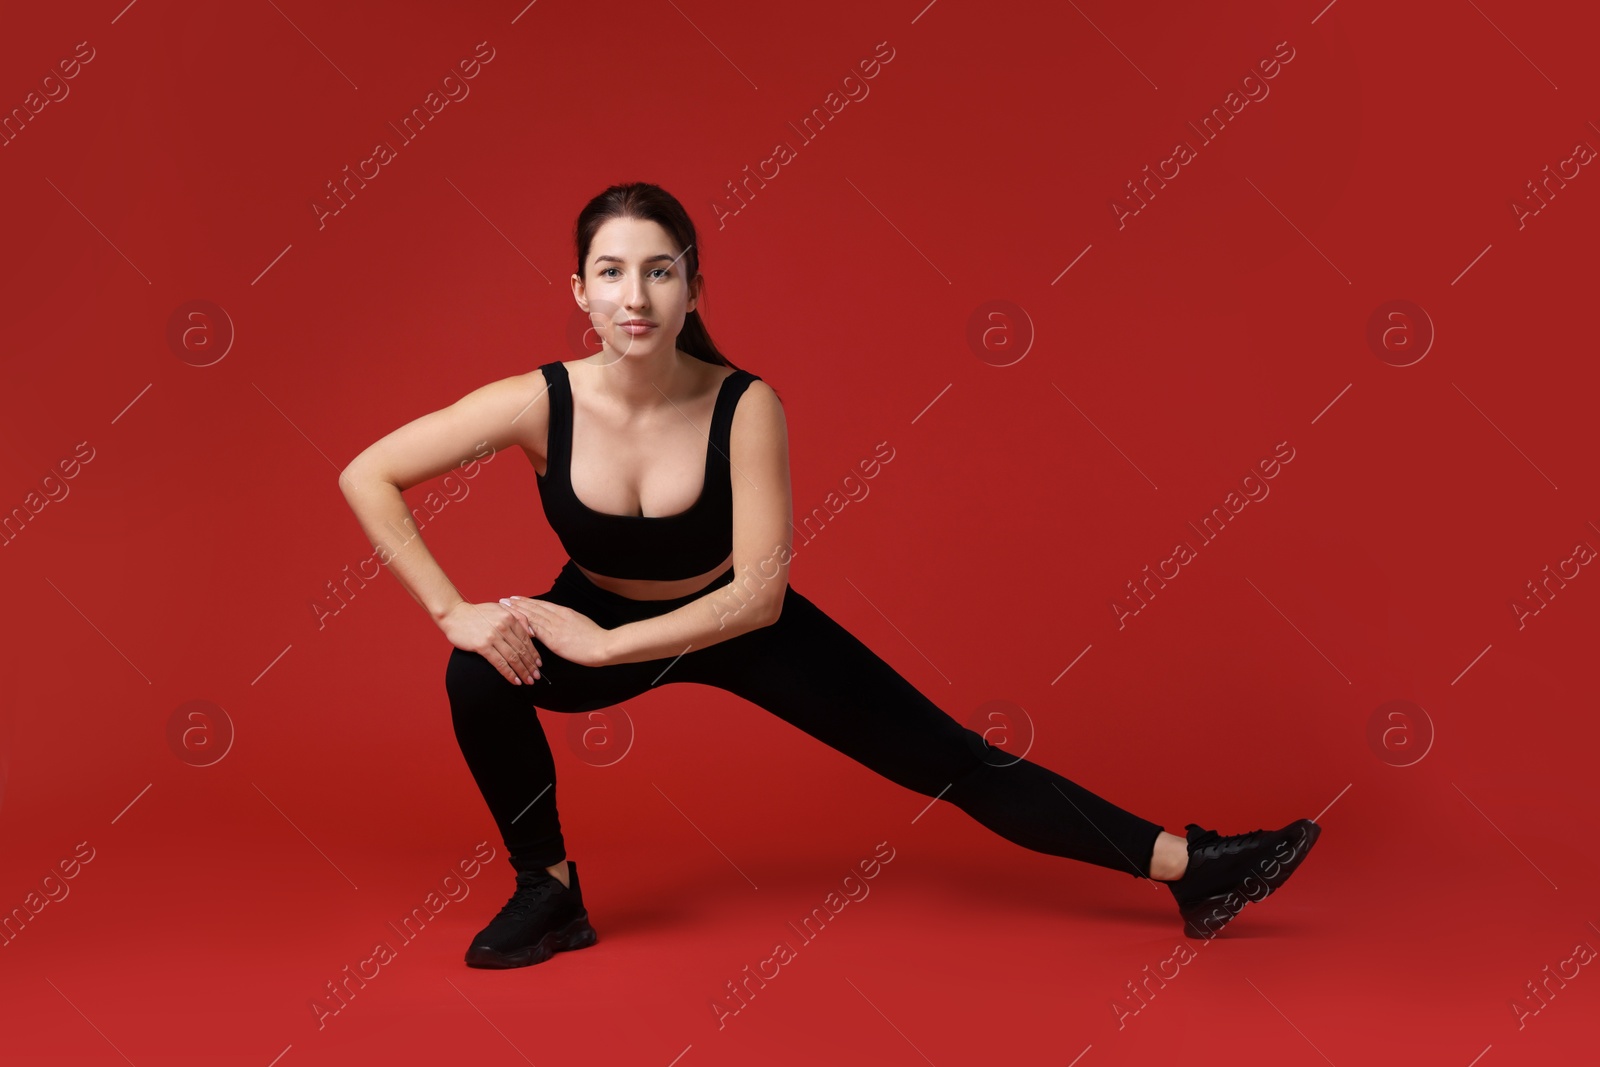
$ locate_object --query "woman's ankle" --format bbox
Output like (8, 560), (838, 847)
(1148, 831), (1189, 881)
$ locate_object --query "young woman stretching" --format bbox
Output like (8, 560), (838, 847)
(338, 182), (1321, 969)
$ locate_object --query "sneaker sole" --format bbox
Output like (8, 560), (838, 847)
(464, 912), (599, 969)
(1178, 819), (1320, 940)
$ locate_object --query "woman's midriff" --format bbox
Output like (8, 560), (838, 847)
(571, 553), (735, 601)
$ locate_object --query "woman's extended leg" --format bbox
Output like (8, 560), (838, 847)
(672, 585), (1168, 879)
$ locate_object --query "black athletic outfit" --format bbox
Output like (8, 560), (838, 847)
(446, 360), (1166, 878)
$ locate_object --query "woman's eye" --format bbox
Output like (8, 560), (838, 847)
(599, 268), (670, 279)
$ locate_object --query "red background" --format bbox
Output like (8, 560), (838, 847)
(3, 1), (1597, 1064)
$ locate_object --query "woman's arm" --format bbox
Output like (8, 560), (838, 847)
(579, 379), (793, 665)
(338, 372), (546, 624)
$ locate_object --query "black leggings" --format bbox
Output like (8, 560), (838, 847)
(446, 561), (1165, 879)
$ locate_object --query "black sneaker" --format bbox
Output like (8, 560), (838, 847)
(1167, 819), (1320, 939)
(464, 860), (598, 968)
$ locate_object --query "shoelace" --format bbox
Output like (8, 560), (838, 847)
(495, 876), (558, 922)
(1186, 825), (1270, 857)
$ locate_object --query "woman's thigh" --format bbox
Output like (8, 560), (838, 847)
(671, 586), (985, 795)
(444, 584), (680, 716)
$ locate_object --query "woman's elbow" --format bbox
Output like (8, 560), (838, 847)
(337, 461), (365, 498)
(757, 586), (787, 627)
(338, 456), (389, 499)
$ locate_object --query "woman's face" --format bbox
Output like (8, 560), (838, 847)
(573, 216), (699, 361)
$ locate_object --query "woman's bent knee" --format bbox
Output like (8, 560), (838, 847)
(446, 646), (516, 706)
(448, 644), (645, 716)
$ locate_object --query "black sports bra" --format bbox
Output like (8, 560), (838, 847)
(534, 360), (762, 581)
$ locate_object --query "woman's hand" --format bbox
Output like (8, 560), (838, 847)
(500, 596), (612, 668)
(438, 601), (544, 685)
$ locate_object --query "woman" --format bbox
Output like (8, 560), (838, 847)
(338, 182), (1321, 969)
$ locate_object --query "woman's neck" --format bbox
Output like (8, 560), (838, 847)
(582, 348), (694, 412)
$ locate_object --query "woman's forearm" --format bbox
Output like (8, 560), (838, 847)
(603, 572), (782, 665)
(338, 465), (466, 623)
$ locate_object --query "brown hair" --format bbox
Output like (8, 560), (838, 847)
(574, 182), (738, 370)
